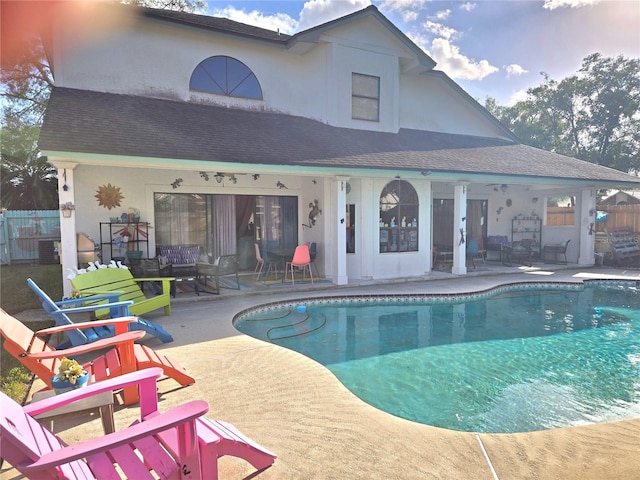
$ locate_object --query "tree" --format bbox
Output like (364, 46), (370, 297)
(0, 0), (205, 210)
(486, 54), (640, 175)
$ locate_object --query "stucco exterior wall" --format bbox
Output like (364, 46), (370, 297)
(51, 6), (505, 137)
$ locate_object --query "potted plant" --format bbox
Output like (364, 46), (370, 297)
(51, 357), (89, 394)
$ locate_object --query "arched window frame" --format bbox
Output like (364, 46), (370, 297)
(189, 55), (263, 100)
(379, 180), (419, 253)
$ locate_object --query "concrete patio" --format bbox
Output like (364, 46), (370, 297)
(5, 264), (640, 479)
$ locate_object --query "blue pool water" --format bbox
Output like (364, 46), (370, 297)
(234, 282), (640, 433)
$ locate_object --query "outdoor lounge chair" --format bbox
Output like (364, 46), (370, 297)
(0, 368), (276, 480)
(0, 309), (194, 405)
(542, 239), (570, 264)
(27, 278), (174, 346)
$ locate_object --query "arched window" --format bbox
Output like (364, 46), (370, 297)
(379, 180), (419, 253)
(190, 56), (263, 100)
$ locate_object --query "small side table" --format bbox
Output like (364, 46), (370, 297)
(32, 389), (115, 434)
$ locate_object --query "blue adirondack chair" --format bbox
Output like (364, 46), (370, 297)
(27, 278), (173, 347)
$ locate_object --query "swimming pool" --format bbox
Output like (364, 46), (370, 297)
(234, 281), (640, 433)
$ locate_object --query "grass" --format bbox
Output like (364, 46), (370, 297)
(1, 263), (61, 401)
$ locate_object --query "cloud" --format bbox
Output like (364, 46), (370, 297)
(379, 0), (428, 11)
(505, 64), (528, 78)
(434, 9), (451, 20)
(460, 2), (476, 12)
(423, 20), (458, 41)
(209, 6), (298, 34)
(298, 0), (371, 31)
(543, 0), (601, 9)
(430, 38), (499, 80)
(507, 89), (529, 106)
(399, 10), (419, 22)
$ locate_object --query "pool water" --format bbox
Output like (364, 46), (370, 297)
(234, 282), (640, 432)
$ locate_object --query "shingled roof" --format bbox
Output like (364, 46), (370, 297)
(39, 87), (639, 186)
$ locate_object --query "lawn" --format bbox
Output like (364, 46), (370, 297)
(1, 264), (61, 401)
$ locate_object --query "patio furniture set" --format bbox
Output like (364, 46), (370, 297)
(0, 272), (277, 478)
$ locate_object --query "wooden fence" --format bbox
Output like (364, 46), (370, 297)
(547, 205), (640, 235)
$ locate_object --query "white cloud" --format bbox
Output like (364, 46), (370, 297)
(423, 20), (458, 41)
(459, 2), (476, 12)
(434, 9), (451, 20)
(379, 0), (427, 11)
(507, 89), (529, 106)
(430, 38), (498, 80)
(505, 64), (528, 78)
(543, 0), (601, 9)
(209, 6), (298, 34)
(298, 0), (371, 31)
(400, 10), (419, 22)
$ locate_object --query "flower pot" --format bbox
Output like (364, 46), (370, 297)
(51, 372), (89, 395)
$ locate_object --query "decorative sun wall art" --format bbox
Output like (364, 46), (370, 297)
(95, 183), (124, 210)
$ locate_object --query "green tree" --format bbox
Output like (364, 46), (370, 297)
(0, 0), (205, 210)
(487, 54), (640, 175)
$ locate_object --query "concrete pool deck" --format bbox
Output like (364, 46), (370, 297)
(5, 264), (640, 479)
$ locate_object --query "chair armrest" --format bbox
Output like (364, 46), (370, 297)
(22, 400), (209, 472)
(35, 316), (139, 336)
(27, 330), (144, 360)
(24, 368), (163, 417)
(49, 300), (134, 317)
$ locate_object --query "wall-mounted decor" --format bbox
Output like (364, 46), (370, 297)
(303, 199), (322, 228)
(171, 178), (183, 189)
(95, 183), (124, 210)
(506, 198), (512, 207)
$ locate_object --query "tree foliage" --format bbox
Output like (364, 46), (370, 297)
(0, 0), (205, 210)
(486, 53), (640, 175)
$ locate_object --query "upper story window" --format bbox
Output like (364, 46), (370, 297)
(190, 56), (263, 100)
(352, 73), (379, 122)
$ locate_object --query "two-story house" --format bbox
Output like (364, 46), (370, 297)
(37, 3), (640, 293)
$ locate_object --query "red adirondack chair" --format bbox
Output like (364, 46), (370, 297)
(0, 308), (194, 405)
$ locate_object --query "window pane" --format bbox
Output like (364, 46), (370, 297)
(352, 97), (379, 121)
(190, 55), (263, 100)
(353, 73), (379, 97)
(379, 180), (418, 253)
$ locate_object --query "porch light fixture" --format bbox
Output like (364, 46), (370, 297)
(215, 172), (224, 183)
(500, 184), (508, 193)
(421, 170), (432, 176)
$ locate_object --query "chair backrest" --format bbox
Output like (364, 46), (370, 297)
(562, 239), (570, 250)
(27, 278), (96, 346)
(291, 245), (311, 266)
(467, 238), (479, 255)
(0, 309), (59, 384)
(254, 242), (264, 262)
(0, 391), (93, 479)
(309, 242), (317, 261)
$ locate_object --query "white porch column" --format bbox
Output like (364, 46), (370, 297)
(332, 176), (349, 285)
(451, 183), (468, 275)
(578, 188), (596, 265)
(52, 161), (79, 297)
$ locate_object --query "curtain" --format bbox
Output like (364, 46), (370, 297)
(235, 195), (254, 238)
(213, 195), (236, 258)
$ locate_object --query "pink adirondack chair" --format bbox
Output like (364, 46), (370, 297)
(1, 368), (277, 479)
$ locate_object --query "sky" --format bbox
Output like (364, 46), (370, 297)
(202, 0), (640, 106)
